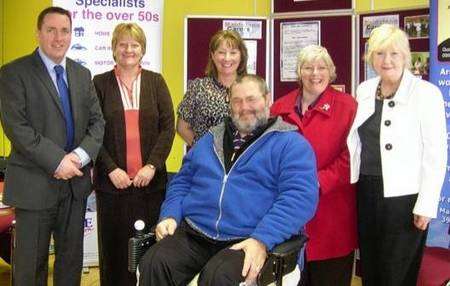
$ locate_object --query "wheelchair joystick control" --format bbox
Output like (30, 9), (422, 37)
(128, 220), (155, 273)
(134, 220), (145, 236)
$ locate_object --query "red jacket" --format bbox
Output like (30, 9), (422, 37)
(271, 87), (358, 260)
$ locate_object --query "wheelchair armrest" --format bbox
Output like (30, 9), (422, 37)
(269, 234), (308, 258)
(257, 234), (308, 286)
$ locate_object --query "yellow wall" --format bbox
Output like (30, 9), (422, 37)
(1, 1), (47, 158)
(0, 0), (271, 171)
(0, 0), (3, 65)
(2, 1), (44, 63)
(355, 0), (428, 12)
(0, 0), (6, 158)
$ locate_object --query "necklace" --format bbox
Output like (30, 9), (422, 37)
(376, 82), (396, 100)
(114, 66), (141, 105)
(114, 66), (142, 109)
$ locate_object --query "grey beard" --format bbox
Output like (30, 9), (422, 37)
(231, 108), (269, 134)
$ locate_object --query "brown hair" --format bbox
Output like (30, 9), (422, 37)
(205, 30), (248, 78)
(37, 6), (72, 30)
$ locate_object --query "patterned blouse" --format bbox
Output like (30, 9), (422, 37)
(177, 77), (230, 142)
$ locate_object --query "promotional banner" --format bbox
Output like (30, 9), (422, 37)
(427, 0), (450, 248)
(53, 0), (164, 76)
(83, 211), (99, 267)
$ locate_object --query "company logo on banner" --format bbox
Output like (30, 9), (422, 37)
(53, 0), (164, 76)
(428, 0), (450, 249)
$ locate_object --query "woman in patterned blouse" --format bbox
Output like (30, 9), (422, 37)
(177, 30), (248, 145)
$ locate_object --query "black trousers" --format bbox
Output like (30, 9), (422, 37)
(14, 184), (87, 286)
(299, 251), (354, 286)
(96, 188), (164, 286)
(357, 175), (427, 286)
(138, 222), (246, 286)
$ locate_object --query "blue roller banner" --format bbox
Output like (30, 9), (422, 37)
(427, 0), (450, 248)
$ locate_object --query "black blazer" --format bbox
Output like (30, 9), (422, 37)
(0, 50), (105, 210)
(93, 69), (175, 193)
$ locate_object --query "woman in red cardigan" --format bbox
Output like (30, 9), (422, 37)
(93, 23), (175, 286)
(271, 45), (357, 286)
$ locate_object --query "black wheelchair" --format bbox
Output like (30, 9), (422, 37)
(128, 220), (308, 286)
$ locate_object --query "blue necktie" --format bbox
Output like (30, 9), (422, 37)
(54, 65), (74, 151)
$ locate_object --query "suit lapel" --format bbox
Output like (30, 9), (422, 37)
(31, 51), (64, 116)
(138, 70), (149, 124)
(108, 71), (127, 166)
(110, 70), (126, 112)
(392, 69), (414, 105)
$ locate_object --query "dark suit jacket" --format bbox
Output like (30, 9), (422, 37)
(93, 69), (175, 193)
(0, 50), (105, 210)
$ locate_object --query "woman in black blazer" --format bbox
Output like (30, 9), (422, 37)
(93, 23), (175, 286)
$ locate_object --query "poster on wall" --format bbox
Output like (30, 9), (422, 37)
(410, 51), (429, 78)
(244, 40), (257, 74)
(280, 21), (320, 82)
(404, 15), (429, 39)
(223, 20), (262, 39)
(364, 42), (377, 80)
(362, 14), (399, 38)
(53, 0), (164, 76)
(428, 0), (450, 249)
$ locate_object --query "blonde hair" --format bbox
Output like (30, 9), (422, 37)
(111, 23), (146, 61)
(366, 24), (411, 69)
(296, 45), (336, 82)
(205, 30), (248, 78)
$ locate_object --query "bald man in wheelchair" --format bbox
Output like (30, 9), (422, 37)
(138, 75), (319, 286)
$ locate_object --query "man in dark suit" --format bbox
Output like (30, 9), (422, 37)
(0, 6), (104, 286)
